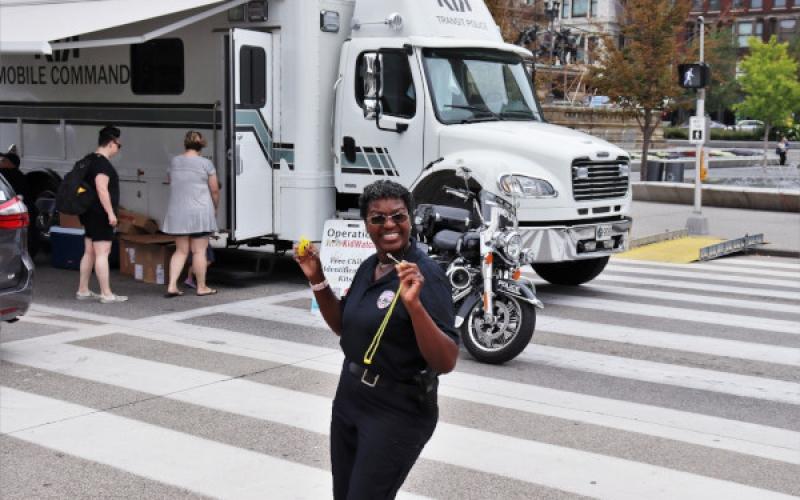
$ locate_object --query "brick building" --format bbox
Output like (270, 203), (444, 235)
(687, 0), (798, 49)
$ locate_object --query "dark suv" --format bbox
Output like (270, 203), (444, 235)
(0, 175), (33, 324)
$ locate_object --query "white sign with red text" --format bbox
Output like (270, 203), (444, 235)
(318, 219), (375, 300)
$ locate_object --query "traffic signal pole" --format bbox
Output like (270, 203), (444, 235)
(687, 16), (709, 235)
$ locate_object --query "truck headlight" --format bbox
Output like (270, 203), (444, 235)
(498, 175), (557, 198)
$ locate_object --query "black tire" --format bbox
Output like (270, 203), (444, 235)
(532, 256), (609, 286)
(461, 294), (536, 364)
(26, 172), (61, 256)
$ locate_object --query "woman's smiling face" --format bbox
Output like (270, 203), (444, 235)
(365, 197), (411, 256)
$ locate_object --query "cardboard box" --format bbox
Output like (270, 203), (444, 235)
(119, 238), (136, 276)
(120, 233), (176, 284)
(59, 213), (83, 229)
(133, 243), (175, 284)
(118, 207), (159, 234)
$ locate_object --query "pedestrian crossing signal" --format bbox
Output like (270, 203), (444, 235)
(678, 63), (710, 89)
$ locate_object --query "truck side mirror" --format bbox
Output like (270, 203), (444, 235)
(362, 53), (382, 119)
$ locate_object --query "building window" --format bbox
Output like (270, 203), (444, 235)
(239, 45), (266, 108)
(131, 38), (184, 95)
(590, 0), (598, 17)
(778, 19), (796, 42)
(572, 0), (588, 17)
(732, 0), (744, 9)
(750, 0), (763, 9)
(736, 20), (763, 47)
(691, 0), (703, 12)
(708, 0), (720, 11)
(562, 0), (570, 18)
(773, 0), (786, 7)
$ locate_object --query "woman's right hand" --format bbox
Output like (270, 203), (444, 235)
(293, 242), (323, 282)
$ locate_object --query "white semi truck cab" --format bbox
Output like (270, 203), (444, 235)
(0, 0), (630, 285)
(333, 1), (631, 284)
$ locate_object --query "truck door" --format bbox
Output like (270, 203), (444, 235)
(228, 28), (273, 241)
(335, 47), (424, 194)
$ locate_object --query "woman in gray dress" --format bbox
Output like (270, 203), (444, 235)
(163, 131), (220, 297)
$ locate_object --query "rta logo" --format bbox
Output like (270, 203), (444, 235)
(34, 36), (80, 63)
(438, 0), (472, 12)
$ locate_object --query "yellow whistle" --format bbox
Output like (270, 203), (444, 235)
(297, 237), (311, 257)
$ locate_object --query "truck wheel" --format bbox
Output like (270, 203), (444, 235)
(532, 256), (609, 286)
(461, 294), (536, 364)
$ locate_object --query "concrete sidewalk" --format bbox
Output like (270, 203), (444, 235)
(631, 200), (800, 258)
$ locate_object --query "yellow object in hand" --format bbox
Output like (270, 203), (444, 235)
(297, 237), (311, 257)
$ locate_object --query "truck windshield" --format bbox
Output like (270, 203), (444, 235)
(422, 48), (541, 125)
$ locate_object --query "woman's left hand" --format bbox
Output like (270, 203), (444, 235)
(396, 261), (424, 307)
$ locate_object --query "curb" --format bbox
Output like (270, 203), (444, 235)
(632, 182), (800, 212)
(751, 247), (800, 259)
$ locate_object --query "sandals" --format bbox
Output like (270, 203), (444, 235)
(99, 294), (128, 304)
(196, 289), (218, 297)
(76, 290), (101, 301)
(164, 290), (185, 298)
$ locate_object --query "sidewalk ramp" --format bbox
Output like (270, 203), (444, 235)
(615, 236), (724, 263)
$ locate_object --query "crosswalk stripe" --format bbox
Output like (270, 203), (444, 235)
(543, 283), (800, 315)
(536, 317), (800, 366)
(703, 258), (800, 271)
(691, 262), (800, 279)
(542, 294), (800, 335)
(6, 324), (800, 465)
(593, 273), (800, 301)
(614, 257), (800, 279)
(2, 347), (795, 500)
(0, 388), (338, 500)
(606, 262), (800, 289)
(516, 345), (800, 404)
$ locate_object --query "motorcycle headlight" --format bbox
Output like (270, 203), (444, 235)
(499, 232), (523, 261)
(498, 175), (557, 198)
(521, 248), (535, 265)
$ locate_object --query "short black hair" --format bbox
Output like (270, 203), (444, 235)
(358, 180), (414, 220)
(98, 126), (121, 147)
(0, 152), (20, 168)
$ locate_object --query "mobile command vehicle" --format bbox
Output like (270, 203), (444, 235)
(0, 0), (632, 286)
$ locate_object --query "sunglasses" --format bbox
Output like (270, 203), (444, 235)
(367, 211), (409, 226)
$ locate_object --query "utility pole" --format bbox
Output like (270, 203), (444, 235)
(687, 16), (709, 235)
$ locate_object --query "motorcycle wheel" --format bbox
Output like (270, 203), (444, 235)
(461, 294), (536, 364)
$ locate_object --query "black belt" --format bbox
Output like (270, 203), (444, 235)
(346, 361), (437, 400)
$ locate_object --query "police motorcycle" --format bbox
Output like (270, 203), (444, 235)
(413, 168), (543, 364)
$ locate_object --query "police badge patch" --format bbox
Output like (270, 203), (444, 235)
(376, 290), (395, 309)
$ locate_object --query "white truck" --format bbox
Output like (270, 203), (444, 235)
(0, 0), (631, 285)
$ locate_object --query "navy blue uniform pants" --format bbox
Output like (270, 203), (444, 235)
(330, 364), (437, 500)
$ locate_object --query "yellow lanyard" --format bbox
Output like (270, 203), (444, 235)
(363, 282), (403, 365)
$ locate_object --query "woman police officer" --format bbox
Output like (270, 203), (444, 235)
(294, 180), (459, 499)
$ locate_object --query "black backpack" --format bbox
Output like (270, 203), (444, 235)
(56, 155), (97, 215)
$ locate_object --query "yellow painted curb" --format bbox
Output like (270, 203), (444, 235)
(614, 236), (725, 264)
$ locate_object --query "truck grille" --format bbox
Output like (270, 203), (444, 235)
(571, 159), (630, 201)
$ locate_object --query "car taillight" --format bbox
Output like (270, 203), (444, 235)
(0, 196), (29, 229)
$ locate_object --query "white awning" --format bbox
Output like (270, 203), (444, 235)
(0, 0), (240, 54)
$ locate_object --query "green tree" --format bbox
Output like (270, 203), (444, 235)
(588, 0), (691, 179)
(704, 27), (740, 124)
(734, 36), (800, 168)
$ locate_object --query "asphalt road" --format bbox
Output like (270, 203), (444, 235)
(1, 252), (798, 499)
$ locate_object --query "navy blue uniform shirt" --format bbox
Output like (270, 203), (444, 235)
(340, 240), (459, 381)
